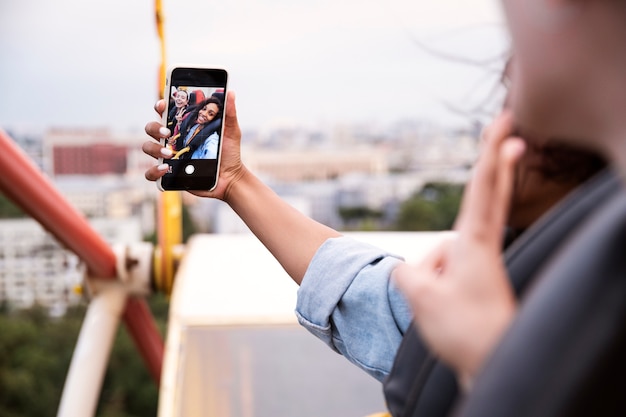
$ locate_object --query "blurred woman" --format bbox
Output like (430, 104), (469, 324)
(166, 88), (189, 138)
(394, 0), (626, 395)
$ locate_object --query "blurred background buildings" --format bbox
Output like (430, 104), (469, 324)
(1, 121), (477, 312)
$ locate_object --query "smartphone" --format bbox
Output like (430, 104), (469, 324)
(157, 66), (228, 191)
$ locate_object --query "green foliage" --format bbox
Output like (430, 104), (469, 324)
(338, 206), (383, 221)
(395, 182), (464, 231)
(338, 206), (384, 231)
(181, 203), (197, 243)
(0, 295), (170, 416)
(0, 193), (25, 218)
(0, 305), (82, 417)
(97, 325), (158, 417)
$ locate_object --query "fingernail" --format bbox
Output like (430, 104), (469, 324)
(506, 138), (526, 157)
(161, 147), (173, 157)
(157, 163), (169, 171)
(159, 127), (170, 137)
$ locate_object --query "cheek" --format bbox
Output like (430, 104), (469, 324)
(503, 0), (581, 133)
(507, 63), (534, 128)
(508, 50), (564, 139)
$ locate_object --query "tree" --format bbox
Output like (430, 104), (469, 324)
(338, 206), (384, 231)
(0, 294), (170, 416)
(0, 305), (81, 417)
(395, 182), (464, 231)
(0, 193), (25, 218)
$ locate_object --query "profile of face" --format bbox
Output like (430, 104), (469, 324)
(197, 103), (219, 124)
(502, 0), (598, 150)
(174, 90), (189, 108)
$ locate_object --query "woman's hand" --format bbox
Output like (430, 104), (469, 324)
(393, 111), (526, 389)
(142, 90), (247, 200)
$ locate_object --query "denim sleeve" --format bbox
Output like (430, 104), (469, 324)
(295, 236), (413, 381)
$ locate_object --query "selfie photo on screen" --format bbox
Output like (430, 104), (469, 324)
(167, 86), (224, 160)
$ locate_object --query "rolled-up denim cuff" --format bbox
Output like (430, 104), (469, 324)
(296, 236), (400, 349)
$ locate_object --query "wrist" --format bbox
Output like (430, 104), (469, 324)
(222, 165), (253, 206)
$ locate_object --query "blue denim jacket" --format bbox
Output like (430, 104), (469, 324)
(295, 236), (412, 381)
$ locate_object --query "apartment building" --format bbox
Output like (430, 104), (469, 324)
(0, 218), (141, 313)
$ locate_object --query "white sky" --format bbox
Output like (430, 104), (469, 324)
(0, 0), (509, 133)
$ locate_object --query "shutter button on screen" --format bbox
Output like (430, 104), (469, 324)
(185, 165), (195, 174)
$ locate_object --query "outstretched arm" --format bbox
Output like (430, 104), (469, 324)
(143, 92), (340, 284)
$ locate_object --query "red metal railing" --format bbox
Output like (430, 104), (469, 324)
(0, 129), (164, 383)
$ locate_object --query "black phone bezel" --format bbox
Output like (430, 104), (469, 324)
(159, 67), (227, 191)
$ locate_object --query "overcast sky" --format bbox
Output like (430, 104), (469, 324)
(0, 0), (508, 133)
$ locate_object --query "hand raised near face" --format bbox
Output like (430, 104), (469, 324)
(393, 111), (526, 389)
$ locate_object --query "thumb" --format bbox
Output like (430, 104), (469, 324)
(224, 90), (239, 131)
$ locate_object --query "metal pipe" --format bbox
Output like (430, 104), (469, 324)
(0, 129), (115, 278)
(57, 283), (128, 417)
(0, 129), (164, 381)
(123, 298), (164, 383)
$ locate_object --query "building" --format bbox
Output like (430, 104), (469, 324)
(54, 176), (156, 236)
(242, 145), (388, 182)
(42, 127), (147, 177)
(0, 217), (142, 313)
(53, 143), (128, 175)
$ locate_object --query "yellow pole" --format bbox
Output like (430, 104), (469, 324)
(155, 0), (166, 102)
(155, 0), (182, 295)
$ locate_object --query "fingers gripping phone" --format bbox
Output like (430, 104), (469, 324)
(157, 67), (228, 191)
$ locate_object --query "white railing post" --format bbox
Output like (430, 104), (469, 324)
(56, 282), (128, 417)
(56, 242), (155, 417)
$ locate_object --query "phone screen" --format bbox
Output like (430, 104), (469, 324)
(158, 67), (228, 191)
